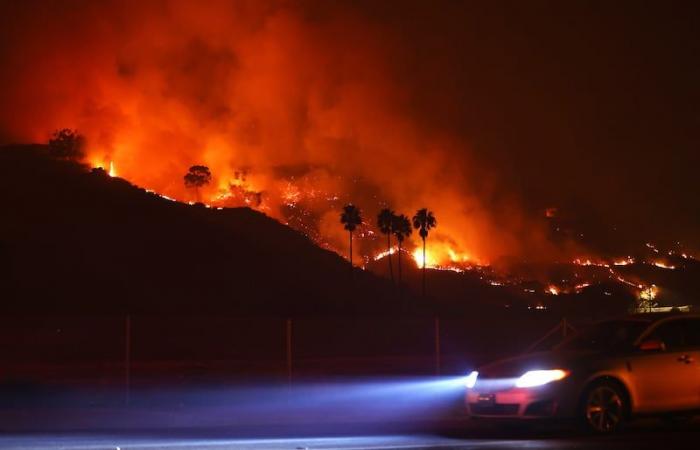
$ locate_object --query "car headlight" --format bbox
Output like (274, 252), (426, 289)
(464, 370), (478, 388)
(515, 369), (569, 388)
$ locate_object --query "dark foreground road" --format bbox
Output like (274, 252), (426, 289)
(1, 431), (699, 450)
(1, 422), (699, 450)
(1, 380), (698, 449)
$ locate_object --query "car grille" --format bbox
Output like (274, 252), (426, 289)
(469, 403), (519, 415)
(524, 400), (557, 416)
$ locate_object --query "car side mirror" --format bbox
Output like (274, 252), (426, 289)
(639, 339), (665, 352)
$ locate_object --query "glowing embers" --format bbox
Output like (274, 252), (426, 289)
(212, 181), (263, 208)
(282, 182), (302, 206)
(613, 257), (635, 266)
(639, 285), (659, 301)
(543, 282), (589, 296)
(573, 258), (610, 268)
(651, 260), (676, 270)
(528, 304), (547, 310)
(574, 283), (590, 292)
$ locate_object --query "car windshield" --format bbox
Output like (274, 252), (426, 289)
(556, 319), (650, 352)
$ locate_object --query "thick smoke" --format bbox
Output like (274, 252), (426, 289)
(0, 0), (568, 265)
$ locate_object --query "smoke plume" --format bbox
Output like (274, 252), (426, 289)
(0, 0), (569, 266)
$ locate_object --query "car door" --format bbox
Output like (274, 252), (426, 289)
(679, 318), (700, 408)
(628, 318), (699, 413)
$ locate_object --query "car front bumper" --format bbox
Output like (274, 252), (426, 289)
(466, 381), (576, 419)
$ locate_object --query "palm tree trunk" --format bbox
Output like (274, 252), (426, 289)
(397, 241), (402, 297)
(387, 233), (394, 285)
(422, 237), (426, 298)
(349, 230), (353, 282)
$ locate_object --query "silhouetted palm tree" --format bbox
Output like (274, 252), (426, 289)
(392, 214), (412, 291)
(340, 204), (362, 279)
(377, 208), (396, 284)
(413, 208), (437, 297)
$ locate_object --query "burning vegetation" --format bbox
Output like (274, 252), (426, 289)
(1, 1), (698, 313)
(82, 146), (700, 311)
(0, 0), (573, 270)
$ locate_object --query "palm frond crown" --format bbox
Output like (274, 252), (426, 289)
(340, 204), (362, 232)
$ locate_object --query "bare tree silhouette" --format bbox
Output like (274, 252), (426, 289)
(340, 204), (362, 280)
(183, 165), (212, 202)
(377, 208), (396, 284)
(392, 213), (412, 292)
(412, 208), (437, 297)
(48, 129), (85, 160)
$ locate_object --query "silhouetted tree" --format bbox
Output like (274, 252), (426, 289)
(184, 165), (212, 202)
(48, 129), (86, 160)
(340, 204), (362, 279)
(412, 208), (437, 297)
(377, 208), (396, 284)
(392, 214), (412, 291)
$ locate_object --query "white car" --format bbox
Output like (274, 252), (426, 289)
(465, 313), (700, 432)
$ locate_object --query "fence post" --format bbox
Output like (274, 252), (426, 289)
(434, 317), (441, 376)
(562, 317), (568, 339)
(125, 314), (131, 406)
(286, 318), (292, 385)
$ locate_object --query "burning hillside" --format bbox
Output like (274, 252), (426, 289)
(2, 143), (698, 317)
(0, 0), (576, 268)
(85, 150), (700, 310)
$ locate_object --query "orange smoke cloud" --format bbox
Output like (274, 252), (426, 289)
(0, 0), (570, 266)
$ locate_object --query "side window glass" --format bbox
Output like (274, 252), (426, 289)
(683, 319), (700, 348)
(649, 320), (686, 350)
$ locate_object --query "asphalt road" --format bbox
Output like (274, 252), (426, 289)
(1, 424), (699, 450)
(1, 380), (698, 449)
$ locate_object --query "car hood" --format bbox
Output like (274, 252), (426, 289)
(477, 350), (592, 379)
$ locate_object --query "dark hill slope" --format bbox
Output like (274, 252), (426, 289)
(0, 145), (400, 314)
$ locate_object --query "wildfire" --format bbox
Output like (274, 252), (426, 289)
(573, 258), (610, 268)
(639, 285), (659, 301)
(81, 155), (694, 300)
(613, 257), (634, 266)
(652, 261), (676, 270)
(646, 242), (659, 253)
(3, 0), (698, 310)
(373, 247), (397, 261)
(574, 282), (591, 292)
(412, 248), (439, 268)
(446, 248), (471, 264)
(546, 285), (560, 295)
(90, 158), (117, 178)
(282, 182), (302, 206)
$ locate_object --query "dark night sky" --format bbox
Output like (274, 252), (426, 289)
(359, 0), (700, 248)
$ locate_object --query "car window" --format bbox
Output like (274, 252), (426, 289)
(557, 320), (649, 352)
(648, 319), (688, 350)
(681, 319), (700, 348)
